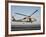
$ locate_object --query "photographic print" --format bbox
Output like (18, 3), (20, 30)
(11, 4), (41, 31)
(5, 1), (45, 36)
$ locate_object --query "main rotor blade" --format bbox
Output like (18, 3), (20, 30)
(15, 13), (28, 16)
(30, 10), (38, 16)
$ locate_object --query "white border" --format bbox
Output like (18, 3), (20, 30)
(8, 3), (43, 34)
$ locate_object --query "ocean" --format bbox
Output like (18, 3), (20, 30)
(11, 24), (41, 31)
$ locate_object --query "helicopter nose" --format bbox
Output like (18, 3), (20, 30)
(31, 18), (36, 22)
(31, 19), (34, 21)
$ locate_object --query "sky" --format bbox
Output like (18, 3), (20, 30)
(11, 5), (41, 23)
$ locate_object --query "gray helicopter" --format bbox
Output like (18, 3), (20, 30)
(12, 10), (38, 23)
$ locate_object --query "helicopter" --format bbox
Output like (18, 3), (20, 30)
(12, 10), (38, 23)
